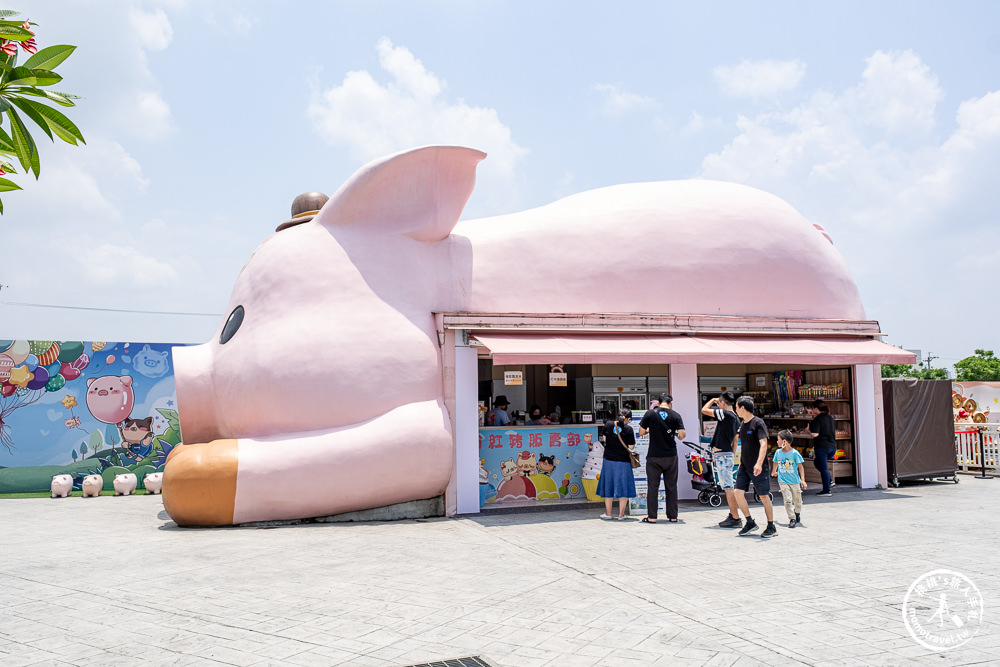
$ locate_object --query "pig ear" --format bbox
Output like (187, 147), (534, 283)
(317, 145), (486, 242)
(87, 377), (96, 388)
(120, 376), (133, 387)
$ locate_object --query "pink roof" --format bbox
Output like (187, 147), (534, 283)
(472, 333), (916, 365)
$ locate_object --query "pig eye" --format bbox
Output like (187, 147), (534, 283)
(220, 305), (244, 345)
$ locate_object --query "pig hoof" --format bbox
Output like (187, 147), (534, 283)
(162, 440), (239, 527)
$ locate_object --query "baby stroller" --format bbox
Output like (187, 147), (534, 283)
(685, 440), (724, 507)
(684, 440), (773, 505)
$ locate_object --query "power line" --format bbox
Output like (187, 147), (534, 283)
(0, 300), (222, 317)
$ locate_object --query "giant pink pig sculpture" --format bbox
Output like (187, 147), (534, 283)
(163, 145), (863, 526)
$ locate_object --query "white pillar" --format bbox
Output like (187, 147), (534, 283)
(454, 336), (481, 514)
(854, 364), (879, 489)
(669, 363), (700, 500)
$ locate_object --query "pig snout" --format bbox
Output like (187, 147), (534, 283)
(98, 390), (108, 396)
(172, 343), (220, 444)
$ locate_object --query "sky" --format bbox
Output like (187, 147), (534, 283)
(1, 0), (998, 374)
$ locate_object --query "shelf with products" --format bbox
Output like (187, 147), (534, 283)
(749, 367), (857, 483)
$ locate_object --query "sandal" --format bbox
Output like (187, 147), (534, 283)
(667, 518), (679, 523)
(640, 517), (656, 523)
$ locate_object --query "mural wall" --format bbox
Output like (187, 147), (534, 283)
(952, 381), (1000, 424)
(0, 340), (181, 494)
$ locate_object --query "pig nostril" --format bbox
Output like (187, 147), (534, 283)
(220, 305), (244, 345)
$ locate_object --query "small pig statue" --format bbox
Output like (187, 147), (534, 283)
(50, 474), (73, 498)
(113, 473), (137, 496)
(143, 472), (163, 494)
(164, 145), (862, 527)
(81, 474), (103, 497)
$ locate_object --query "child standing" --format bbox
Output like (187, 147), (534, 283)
(772, 430), (807, 527)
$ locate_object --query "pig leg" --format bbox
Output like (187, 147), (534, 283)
(163, 400), (454, 526)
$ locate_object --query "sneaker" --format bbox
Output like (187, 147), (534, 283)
(738, 517), (759, 536)
(599, 513), (614, 520)
(761, 523), (778, 538)
(817, 490), (832, 497)
(718, 515), (743, 528)
(788, 518), (797, 528)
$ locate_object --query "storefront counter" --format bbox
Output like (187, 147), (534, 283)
(479, 425), (599, 507)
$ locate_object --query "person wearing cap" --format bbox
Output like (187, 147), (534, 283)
(485, 396), (511, 427)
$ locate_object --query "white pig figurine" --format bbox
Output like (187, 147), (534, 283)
(50, 474), (73, 498)
(143, 472), (163, 494)
(113, 473), (137, 496)
(81, 474), (103, 497)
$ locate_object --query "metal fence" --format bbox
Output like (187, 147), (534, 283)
(955, 423), (1000, 475)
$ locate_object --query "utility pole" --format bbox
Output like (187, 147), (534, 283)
(925, 352), (939, 369)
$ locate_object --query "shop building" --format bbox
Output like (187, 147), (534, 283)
(440, 314), (914, 514)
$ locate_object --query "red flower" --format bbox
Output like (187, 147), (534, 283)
(0, 41), (16, 57)
(21, 38), (36, 54)
(20, 21), (33, 35)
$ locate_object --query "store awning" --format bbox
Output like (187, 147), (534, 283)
(471, 333), (916, 365)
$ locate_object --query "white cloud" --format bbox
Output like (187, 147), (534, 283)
(85, 243), (179, 287)
(713, 59), (806, 100)
(307, 37), (527, 212)
(680, 111), (705, 135)
(849, 50), (943, 136)
(117, 89), (173, 141)
(13, 137), (149, 222)
(592, 83), (658, 117)
(698, 49), (1000, 366)
(231, 10), (256, 37)
(129, 7), (173, 51)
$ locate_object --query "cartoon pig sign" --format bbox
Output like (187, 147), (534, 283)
(164, 145), (864, 526)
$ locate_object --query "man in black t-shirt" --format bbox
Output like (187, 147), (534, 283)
(638, 394), (686, 523)
(701, 391), (741, 528)
(805, 400), (837, 496)
(733, 396), (777, 538)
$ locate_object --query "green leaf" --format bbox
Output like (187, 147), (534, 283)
(0, 176), (21, 192)
(4, 66), (62, 87)
(6, 107), (37, 176)
(0, 11), (22, 19)
(9, 97), (53, 142)
(13, 97), (83, 145)
(18, 88), (78, 107)
(0, 126), (15, 153)
(23, 45), (75, 71)
(0, 25), (33, 41)
(26, 68), (62, 87)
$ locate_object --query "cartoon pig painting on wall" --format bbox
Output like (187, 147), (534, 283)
(164, 145), (866, 526)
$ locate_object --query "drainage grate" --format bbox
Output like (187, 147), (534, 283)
(405, 657), (498, 667)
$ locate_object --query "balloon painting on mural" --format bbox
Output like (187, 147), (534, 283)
(0, 340), (90, 454)
(85, 375), (135, 425)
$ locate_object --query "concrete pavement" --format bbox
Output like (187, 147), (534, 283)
(1, 478), (997, 666)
